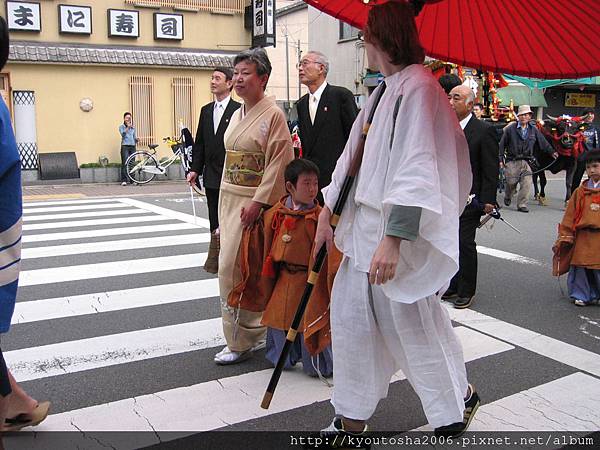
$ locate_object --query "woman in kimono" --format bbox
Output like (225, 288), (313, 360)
(214, 48), (294, 365)
(310, 1), (479, 445)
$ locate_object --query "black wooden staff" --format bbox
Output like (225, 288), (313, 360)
(261, 82), (388, 409)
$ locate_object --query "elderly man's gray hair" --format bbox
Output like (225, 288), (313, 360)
(307, 51), (330, 75)
(233, 47), (272, 77)
(464, 88), (475, 104)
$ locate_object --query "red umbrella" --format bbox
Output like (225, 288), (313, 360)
(303, 0), (600, 79)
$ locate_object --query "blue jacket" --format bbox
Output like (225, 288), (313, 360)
(0, 97), (22, 333)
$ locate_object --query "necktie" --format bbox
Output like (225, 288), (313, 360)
(213, 103), (223, 133)
(309, 94), (318, 124)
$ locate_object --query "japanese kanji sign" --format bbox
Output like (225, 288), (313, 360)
(252, 0), (275, 48)
(154, 13), (183, 41)
(108, 9), (139, 38)
(58, 4), (92, 35)
(6, 1), (41, 32)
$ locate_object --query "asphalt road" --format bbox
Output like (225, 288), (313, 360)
(3, 181), (599, 450)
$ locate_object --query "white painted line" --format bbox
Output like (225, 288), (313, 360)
(23, 203), (132, 214)
(36, 326), (512, 431)
(418, 372), (600, 432)
(4, 318), (224, 382)
(447, 305), (600, 377)
(22, 222), (198, 243)
(12, 279), (219, 324)
(19, 253), (206, 286)
(119, 197), (210, 229)
(477, 245), (545, 266)
(23, 198), (116, 207)
(21, 234), (210, 259)
(23, 208), (149, 222)
(23, 215), (171, 231)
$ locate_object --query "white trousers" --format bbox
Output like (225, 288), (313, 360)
(330, 258), (469, 428)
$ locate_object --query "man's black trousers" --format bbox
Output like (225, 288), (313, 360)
(205, 187), (220, 232)
(448, 209), (481, 298)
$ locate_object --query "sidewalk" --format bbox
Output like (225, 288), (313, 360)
(22, 181), (193, 201)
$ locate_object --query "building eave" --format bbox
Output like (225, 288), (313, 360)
(8, 41), (239, 68)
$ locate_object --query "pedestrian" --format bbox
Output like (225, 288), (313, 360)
(296, 51), (358, 204)
(119, 112), (139, 186)
(228, 159), (338, 377)
(311, 1), (479, 444)
(187, 67), (241, 274)
(438, 73), (462, 95)
(499, 105), (557, 212)
(554, 148), (600, 307)
(0, 16), (50, 433)
(214, 48), (294, 365)
(571, 108), (600, 193)
(473, 102), (485, 119)
(445, 85), (499, 309)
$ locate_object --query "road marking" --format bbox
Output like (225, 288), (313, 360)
(418, 372), (600, 432)
(579, 315), (600, 342)
(22, 222), (199, 243)
(119, 197), (210, 229)
(22, 193), (87, 201)
(23, 203), (132, 214)
(447, 306), (600, 377)
(35, 326), (512, 432)
(23, 198), (115, 207)
(12, 279), (219, 324)
(23, 214), (170, 231)
(21, 234), (210, 259)
(19, 253), (206, 286)
(23, 208), (149, 222)
(4, 318), (224, 382)
(477, 245), (545, 266)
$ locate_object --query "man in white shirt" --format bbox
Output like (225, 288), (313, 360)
(187, 67), (241, 273)
(296, 51), (358, 203)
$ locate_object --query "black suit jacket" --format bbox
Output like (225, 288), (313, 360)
(192, 98), (241, 189)
(296, 84), (358, 189)
(463, 115), (499, 211)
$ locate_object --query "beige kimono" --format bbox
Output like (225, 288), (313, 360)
(219, 95), (294, 352)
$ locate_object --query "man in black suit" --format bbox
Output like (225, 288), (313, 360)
(445, 85), (499, 309)
(296, 51), (358, 202)
(187, 67), (241, 274)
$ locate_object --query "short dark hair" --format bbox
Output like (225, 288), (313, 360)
(0, 16), (9, 71)
(214, 66), (233, 81)
(363, 1), (425, 67)
(584, 148), (600, 164)
(284, 159), (320, 188)
(439, 74), (462, 94)
(123, 112), (132, 118)
(474, 103), (484, 109)
(233, 48), (272, 77)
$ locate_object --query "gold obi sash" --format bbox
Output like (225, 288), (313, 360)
(224, 150), (265, 187)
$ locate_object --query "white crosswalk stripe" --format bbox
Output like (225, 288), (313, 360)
(6, 196), (599, 442)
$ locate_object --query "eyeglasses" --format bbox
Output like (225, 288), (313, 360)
(296, 59), (320, 69)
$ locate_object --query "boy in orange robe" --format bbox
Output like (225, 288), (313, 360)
(228, 159), (339, 376)
(555, 148), (600, 306)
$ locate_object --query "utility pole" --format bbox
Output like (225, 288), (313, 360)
(285, 33), (290, 109)
(297, 40), (302, 99)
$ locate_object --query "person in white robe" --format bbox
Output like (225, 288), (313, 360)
(312, 1), (480, 443)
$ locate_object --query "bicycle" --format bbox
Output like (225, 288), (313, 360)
(125, 129), (202, 193)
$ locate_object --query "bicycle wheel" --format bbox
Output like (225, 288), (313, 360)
(126, 151), (158, 184)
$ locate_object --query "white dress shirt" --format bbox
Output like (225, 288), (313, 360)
(459, 113), (473, 130)
(213, 96), (231, 133)
(309, 81), (327, 124)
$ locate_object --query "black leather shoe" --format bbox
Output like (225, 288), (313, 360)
(441, 290), (458, 300)
(454, 296), (474, 309)
(517, 206), (529, 213)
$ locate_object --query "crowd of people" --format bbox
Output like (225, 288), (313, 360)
(2, 0), (600, 446)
